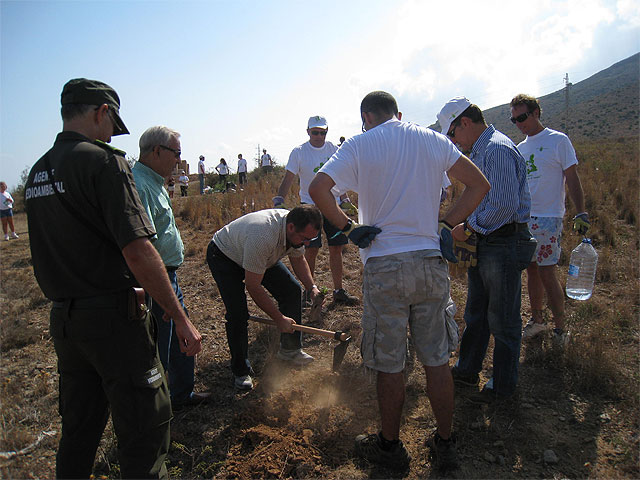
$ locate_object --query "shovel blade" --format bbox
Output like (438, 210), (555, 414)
(332, 337), (351, 372)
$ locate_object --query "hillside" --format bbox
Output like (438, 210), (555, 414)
(432, 53), (639, 142)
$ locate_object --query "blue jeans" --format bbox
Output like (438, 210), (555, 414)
(456, 228), (536, 396)
(199, 174), (205, 195)
(151, 270), (195, 403)
(206, 242), (303, 377)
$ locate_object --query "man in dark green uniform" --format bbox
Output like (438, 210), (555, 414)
(25, 78), (203, 479)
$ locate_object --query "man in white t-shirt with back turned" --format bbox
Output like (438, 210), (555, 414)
(510, 94), (589, 346)
(275, 115), (358, 306)
(309, 91), (489, 472)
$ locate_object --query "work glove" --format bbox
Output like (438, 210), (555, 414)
(573, 212), (590, 235)
(340, 200), (358, 216)
(438, 221), (458, 263)
(338, 220), (381, 249)
(454, 233), (478, 268)
(272, 195), (285, 208)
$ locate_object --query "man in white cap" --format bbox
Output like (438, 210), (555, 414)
(437, 97), (536, 404)
(274, 115), (359, 306)
(198, 155), (206, 195)
(510, 94), (589, 346)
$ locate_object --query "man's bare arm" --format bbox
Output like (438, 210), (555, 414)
(122, 237), (202, 356)
(443, 155), (490, 233)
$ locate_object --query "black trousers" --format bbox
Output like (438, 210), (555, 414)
(206, 242), (303, 376)
(50, 293), (170, 479)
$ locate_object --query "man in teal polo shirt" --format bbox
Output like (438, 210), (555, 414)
(133, 126), (211, 409)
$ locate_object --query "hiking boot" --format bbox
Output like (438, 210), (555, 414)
(451, 367), (479, 387)
(276, 348), (314, 366)
(522, 319), (548, 339)
(10, 232), (18, 239)
(333, 288), (359, 306)
(426, 431), (459, 471)
(234, 375), (253, 390)
(552, 328), (570, 348)
(354, 432), (410, 468)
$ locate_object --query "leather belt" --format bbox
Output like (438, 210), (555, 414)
(483, 222), (528, 238)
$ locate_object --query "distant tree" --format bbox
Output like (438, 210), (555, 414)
(11, 166), (30, 212)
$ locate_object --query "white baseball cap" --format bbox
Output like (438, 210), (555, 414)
(437, 97), (471, 135)
(307, 115), (328, 129)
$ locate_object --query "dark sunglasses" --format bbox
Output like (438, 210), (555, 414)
(310, 130), (328, 136)
(510, 111), (531, 124)
(447, 123), (458, 139)
(158, 145), (182, 158)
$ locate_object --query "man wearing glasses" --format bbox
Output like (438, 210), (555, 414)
(25, 78), (202, 478)
(510, 94), (589, 346)
(133, 126), (212, 410)
(274, 115), (359, 306)
(437, 97), (535, 404)
(206, 205), (322, 390)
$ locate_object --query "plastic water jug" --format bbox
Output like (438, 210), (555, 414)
(566, 238), (598, 300)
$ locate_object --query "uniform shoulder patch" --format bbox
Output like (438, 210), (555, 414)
(93, 140), (127, 157)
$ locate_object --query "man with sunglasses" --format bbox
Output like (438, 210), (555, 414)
(133, 126), (212, 411)
(25, 78), (202, 478)
(310, 91), (489, 471)
(436, 97), (536, 405)
(206, 205), (322, 390)
(275, 115), (358, 306)
(510, 94), (589, 346)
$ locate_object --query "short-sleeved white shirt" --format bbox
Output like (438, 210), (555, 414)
(198, 159), (205, 175)
(319, 119), (462, 264)
(517, 128), (578, 217)
(212, 209), (304, 274)
(286, 141), (338, 204)
(237, 158), (247, 173)
(261, 153), (271, 167)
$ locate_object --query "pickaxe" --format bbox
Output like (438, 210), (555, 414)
(248, 315), (351, 371)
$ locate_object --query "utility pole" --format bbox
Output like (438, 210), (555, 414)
(256, 144), (261, 170)
(564, 73), (571, 135)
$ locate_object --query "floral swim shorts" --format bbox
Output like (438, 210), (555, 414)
(527, 216), (563, 266)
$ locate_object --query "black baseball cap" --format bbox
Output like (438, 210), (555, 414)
(61, 78), (129, 136)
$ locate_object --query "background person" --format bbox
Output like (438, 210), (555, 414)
(275, 115), (358, 306)
(237, 153), (248, 186)
(438, 96), (536, 404)
(198, 154), (206, 194)
(310, 91), (489, 471)
(510, 93), (589, 346)
(206, 205), (322, 390)
(24, 78), (202, 479)
(216, 158), (230, 191)
(261, 148), (273, 173)
(133, 125), (212, 410)
(178, 170), (189, 196)
(0, 181), (18, 240)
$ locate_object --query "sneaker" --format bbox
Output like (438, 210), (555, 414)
(426, 431), (458, 471)
(451, 367), (479, 387)
(234, 375), (253, 390)
(552, 329), (570, 348)
(333, 288), (359, 306)
(522, 319), (547, 339)
(3, 234), (8, 241)
(276, 348), (314, 366)
(354, 433), (410, 469)
(10, 232), (18, 239)
(172, 391), (213, 411)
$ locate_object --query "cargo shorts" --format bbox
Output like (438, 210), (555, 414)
(361, 249), (451, 373)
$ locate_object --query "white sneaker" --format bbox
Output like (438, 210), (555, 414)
(3, 234), (8, 241)
(276, 348), (314, 366)
(10, 232), (18, 239)
(522, 320), (547, 339)
(234, 375), (253, 390)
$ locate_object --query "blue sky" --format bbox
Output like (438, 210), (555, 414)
(1, 0), (638, 189)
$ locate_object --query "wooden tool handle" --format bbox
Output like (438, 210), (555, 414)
(249, 315), (349, 342)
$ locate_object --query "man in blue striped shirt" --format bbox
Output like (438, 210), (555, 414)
(437, 97), (536, 404)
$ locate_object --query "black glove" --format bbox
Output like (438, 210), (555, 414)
(454, 233), (478, 268)
(438, 221), (458, 263)
(340, 221), (381, 249)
